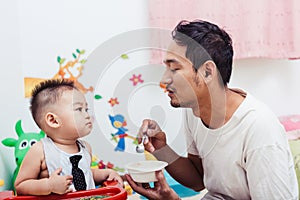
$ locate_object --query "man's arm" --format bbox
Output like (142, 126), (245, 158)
(138, 119), (205, 191)
(153, 145), (205, 191)
(246, 145), (298, 199)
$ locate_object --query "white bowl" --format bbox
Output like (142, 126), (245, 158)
(126, 160), (168, 183)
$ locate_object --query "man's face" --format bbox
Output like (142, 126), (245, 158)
(161, 41), (204, 108)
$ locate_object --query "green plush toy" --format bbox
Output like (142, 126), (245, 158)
(1, 120), (45, 190)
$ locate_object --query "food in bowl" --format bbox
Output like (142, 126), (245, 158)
(126, 160), (168, 183)
(80, 195), (109, 199)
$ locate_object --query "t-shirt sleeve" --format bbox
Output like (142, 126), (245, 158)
(244, 116), (298, 199)
(246, 146), (297, 199)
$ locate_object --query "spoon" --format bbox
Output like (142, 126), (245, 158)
(136, 135), (147, 153)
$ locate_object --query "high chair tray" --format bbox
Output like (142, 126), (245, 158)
(0, 186), (127, 200)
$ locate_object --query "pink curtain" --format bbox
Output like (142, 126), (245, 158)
(149, 0), (300, 60)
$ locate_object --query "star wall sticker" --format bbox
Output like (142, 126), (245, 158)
(129, 74), (144, 86)
(108, 97), (119, 107)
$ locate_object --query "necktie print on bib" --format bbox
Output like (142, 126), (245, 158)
(69, 155), (87, 191)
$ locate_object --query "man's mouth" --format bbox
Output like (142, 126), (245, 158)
(167, 88), (175, 98)
(166, 86), (175, 94)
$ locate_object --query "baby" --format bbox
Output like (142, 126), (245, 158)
(15, 79), (123, 195)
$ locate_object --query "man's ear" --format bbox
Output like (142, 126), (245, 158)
(201, 60), (215, 82)
(45, 112), (61, 128)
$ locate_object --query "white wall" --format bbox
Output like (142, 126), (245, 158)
(0, 0), (23, 191)
(231, 58), (300, 116)
(1, 0), (300, 191)
(0, 0), (149, 191)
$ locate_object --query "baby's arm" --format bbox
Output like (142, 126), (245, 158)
(92, 168), (124, 187)
(84, 141), (124, 187)
(14, 141), (73, 195)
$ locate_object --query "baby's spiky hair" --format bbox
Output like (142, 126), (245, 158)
(30, 79), (77, 128)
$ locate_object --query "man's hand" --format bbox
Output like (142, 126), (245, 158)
(138, 119), (167, 152)
(125, 170), (180, 200)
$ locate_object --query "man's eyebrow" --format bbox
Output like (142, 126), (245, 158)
(163, 59), (179, 64)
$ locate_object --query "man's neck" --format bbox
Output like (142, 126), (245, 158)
(192, 87), (244, 129)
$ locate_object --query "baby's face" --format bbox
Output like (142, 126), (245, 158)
(54, 89), (93, 139)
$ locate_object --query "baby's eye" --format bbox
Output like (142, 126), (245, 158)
(75, 107), (83, 112)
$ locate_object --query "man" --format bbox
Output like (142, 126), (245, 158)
(125, 20), (298, 199)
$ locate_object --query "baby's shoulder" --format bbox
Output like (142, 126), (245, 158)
(27, 140), (44, 156)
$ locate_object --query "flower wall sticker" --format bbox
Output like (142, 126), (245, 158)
(129, 74), (144, 86)
(108, 97), (119, 107)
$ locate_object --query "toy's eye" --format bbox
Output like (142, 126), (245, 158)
(29, 139), (38, 146)
(19, 140), (28, 149)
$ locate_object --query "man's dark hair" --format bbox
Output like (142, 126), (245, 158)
(30, 79), (77, 128)
(172, 19), (234, 85)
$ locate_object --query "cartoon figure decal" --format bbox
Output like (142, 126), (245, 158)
(1, 120), (45, 189)
(109, 114), (129, 152)
(108, 114), (138, 152)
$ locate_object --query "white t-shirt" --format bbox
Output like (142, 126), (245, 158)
(42, 137), (95, 191)
(184, 92), (298, 200)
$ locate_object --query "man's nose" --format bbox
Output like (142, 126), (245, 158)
(160, 70), (172, 85)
